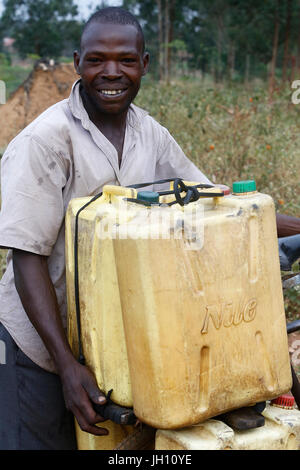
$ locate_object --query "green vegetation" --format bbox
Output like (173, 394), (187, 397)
(0, 0), (80, 58)
(0, 58), (32, 97)
(136, 78), (300, 217)
(124, 0), (300, 87)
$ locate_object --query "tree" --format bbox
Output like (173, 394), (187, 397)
(93, 0), (300, 84)
(0, 0), (80, 59)
(269, 0), (280, 93)
(124, 0), (181, 81)
(282, 0), (292, 82)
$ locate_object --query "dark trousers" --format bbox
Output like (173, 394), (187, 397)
(0, 323), (77, 450)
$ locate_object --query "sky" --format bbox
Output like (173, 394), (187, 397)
(75, 0), (121, 20)
(0, 0), (122, 20)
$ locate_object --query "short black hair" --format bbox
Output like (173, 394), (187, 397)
(81, 7), (145, 54)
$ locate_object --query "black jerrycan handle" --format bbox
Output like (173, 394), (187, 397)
(93, 390), (137, 425)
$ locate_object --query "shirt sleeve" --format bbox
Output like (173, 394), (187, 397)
(0, 134), (67, 256)
(155, 127), (212, 186)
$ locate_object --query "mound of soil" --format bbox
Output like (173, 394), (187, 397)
(0, 61), (78, 149)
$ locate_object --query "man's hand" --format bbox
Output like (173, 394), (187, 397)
(59, 359), (109, 436)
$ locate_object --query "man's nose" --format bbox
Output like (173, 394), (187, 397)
(101, 61), (122, 79)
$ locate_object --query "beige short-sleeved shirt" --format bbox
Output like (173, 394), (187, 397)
(0, 79), (212, 372)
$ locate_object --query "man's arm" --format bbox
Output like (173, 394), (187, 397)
(276, 214), (300, 238)
(12, 249), (108, 436)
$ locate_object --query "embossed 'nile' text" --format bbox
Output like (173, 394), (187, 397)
(201, 299), (257, 334)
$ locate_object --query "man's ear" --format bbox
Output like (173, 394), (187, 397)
(142, 52), (150, 76)
(73, 51), (81, 76)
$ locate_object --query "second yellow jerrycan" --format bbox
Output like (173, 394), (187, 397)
(155, 402), (300, 450)
(65, 179), (292, 431)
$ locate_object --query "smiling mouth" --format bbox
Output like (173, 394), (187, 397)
(98, 89), (127, 97)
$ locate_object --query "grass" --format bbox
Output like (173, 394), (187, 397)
(135, 78), (300, 217)
(0, 62), (32, 99)
(0, 71), (299, 318)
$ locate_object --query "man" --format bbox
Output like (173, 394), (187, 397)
(0, 8), (213, 450)
(0, 7), (299, 451)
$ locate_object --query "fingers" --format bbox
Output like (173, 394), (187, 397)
(74, 405), (109, 436)
(70, 389), (109, 436)
(79, 366), (108, 406)
(60, 361), (110, 436)
(83, 380), (107, 406)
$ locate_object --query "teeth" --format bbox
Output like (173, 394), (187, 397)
(100, 90), (123, 96)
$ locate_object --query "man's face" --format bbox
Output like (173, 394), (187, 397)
(74, 22), (149, 116)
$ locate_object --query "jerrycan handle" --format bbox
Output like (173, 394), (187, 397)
(168, 179), (224, 206)
(102, 185), (137, 202)
(93, 390), (137, 425)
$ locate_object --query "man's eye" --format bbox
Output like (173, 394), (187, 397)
(122, 58), (136, 63)
(87, 58), (102, 63)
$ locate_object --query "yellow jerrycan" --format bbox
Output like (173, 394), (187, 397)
(65, 179), (292, 432)
(155, 403), (300, 450)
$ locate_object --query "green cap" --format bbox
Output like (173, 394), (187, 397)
(232, 180), (257, 194)
(137, 191), (160, 204)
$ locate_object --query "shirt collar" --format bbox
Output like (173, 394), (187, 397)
(67, 79), (148, 132)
